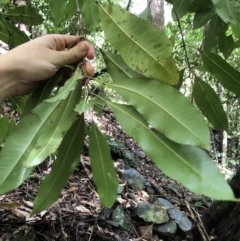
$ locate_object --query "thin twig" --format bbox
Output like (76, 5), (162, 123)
(126, 0), (132, 11)
(75, 0), (83, 36)
(171, 0), (191, 72)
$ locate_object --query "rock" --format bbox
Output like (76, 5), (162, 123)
(155, 198), (192, 233)
(136, 201), (169, 224)
(154, 220), (177, 237)
(123, 168), (146, 191)
(111, 206), (131, 232)
(138, 225), (153, 240)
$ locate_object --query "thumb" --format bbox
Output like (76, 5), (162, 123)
(57, 41), (89, 66)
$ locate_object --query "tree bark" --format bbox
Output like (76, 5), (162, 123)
(147, 0), (165, 31)
(202, 167), (240, 240)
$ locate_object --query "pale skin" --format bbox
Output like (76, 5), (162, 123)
(0, 34), (94, 102)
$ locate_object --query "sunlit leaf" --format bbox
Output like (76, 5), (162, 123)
(89, 122), (118, 207)
(107, 78), (210, 149)
(102, 100), (235, 201)
(193, 77), (228, 131)
(98, 3), (179, 85)
(201, 51), (240, 95)
(32, 115), (85, 215)
(231, 23), (240, 39)
(0, 80), (82, 194)
(5, 6), (43, 25)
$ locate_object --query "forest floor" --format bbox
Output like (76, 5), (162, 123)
(0, 106), (215, 241)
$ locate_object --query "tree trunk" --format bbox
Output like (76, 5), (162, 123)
(147, 0), (165, 31)
(202, 167), (240, 240)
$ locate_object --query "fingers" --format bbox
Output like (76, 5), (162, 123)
(57, 41), (94, 66)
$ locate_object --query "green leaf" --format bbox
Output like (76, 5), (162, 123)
(0, 17), (29, 47)
(89, 122), (118, 207)
(203, 15), (226, 51)
(32, 115), (85, 215)
(218, 34), (235, 59)
(46, 68), (81, 103)
(188, 0), (213, 13)
(82, 0), (99, 30)
(25, 80), (83, 167)
(193, 77), (228, 131)
(107, 78), (210, 149)
(193, 8), (215, 29)
(4, 6), (43, 25)
(23, 70), (63, 115)
(101, 50), (145, 82)
(231, 23), (240, 39)
(171, 0), (193, 20)
(0, 81), (82, 194)
(201, 51), (240, 95)
(64, 0), (76, 21)
(98, 3), (179, 85)
(0, 116), (10, 144)
(103, 100), (235, 201)
(74, 88), (93, 114)
(212, 0), (240, 24)
(47, 0), (68, 25)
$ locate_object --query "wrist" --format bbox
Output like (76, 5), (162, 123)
(0, 54), (17, 102)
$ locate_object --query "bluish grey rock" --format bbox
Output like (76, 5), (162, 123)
(154, 198), (192, 233)
(111, 206), (131, 232)
(136, 201), (169, 224)
(123, 168), (146, 191)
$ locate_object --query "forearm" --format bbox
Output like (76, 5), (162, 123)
(0, 54), (17, 102)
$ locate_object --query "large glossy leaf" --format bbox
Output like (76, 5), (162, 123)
(101, 50), (145, 82)
(32, 115), (85, 215)
(82, 0), (99, 30)
(102, 100), (235, 201)
(212, 0), (240, 24)
(89, 122), (118, 207)
(47, 0), (68, 25)
(0, 80), (82, 194)
(25, 80), (83, 167)
(0, 17), (29, 47)
(203, 15), (226, 51)
(201, 51), (240, 95)
(98, 4), (179, 85)
(107, 78), (210, 149)
(193, 77), (228, 131)
(4, 6), (43, 25)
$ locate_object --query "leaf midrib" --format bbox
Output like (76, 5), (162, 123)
(99, 4), (176, 80)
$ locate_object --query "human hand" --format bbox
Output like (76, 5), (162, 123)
(0, 34), (94, 99)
